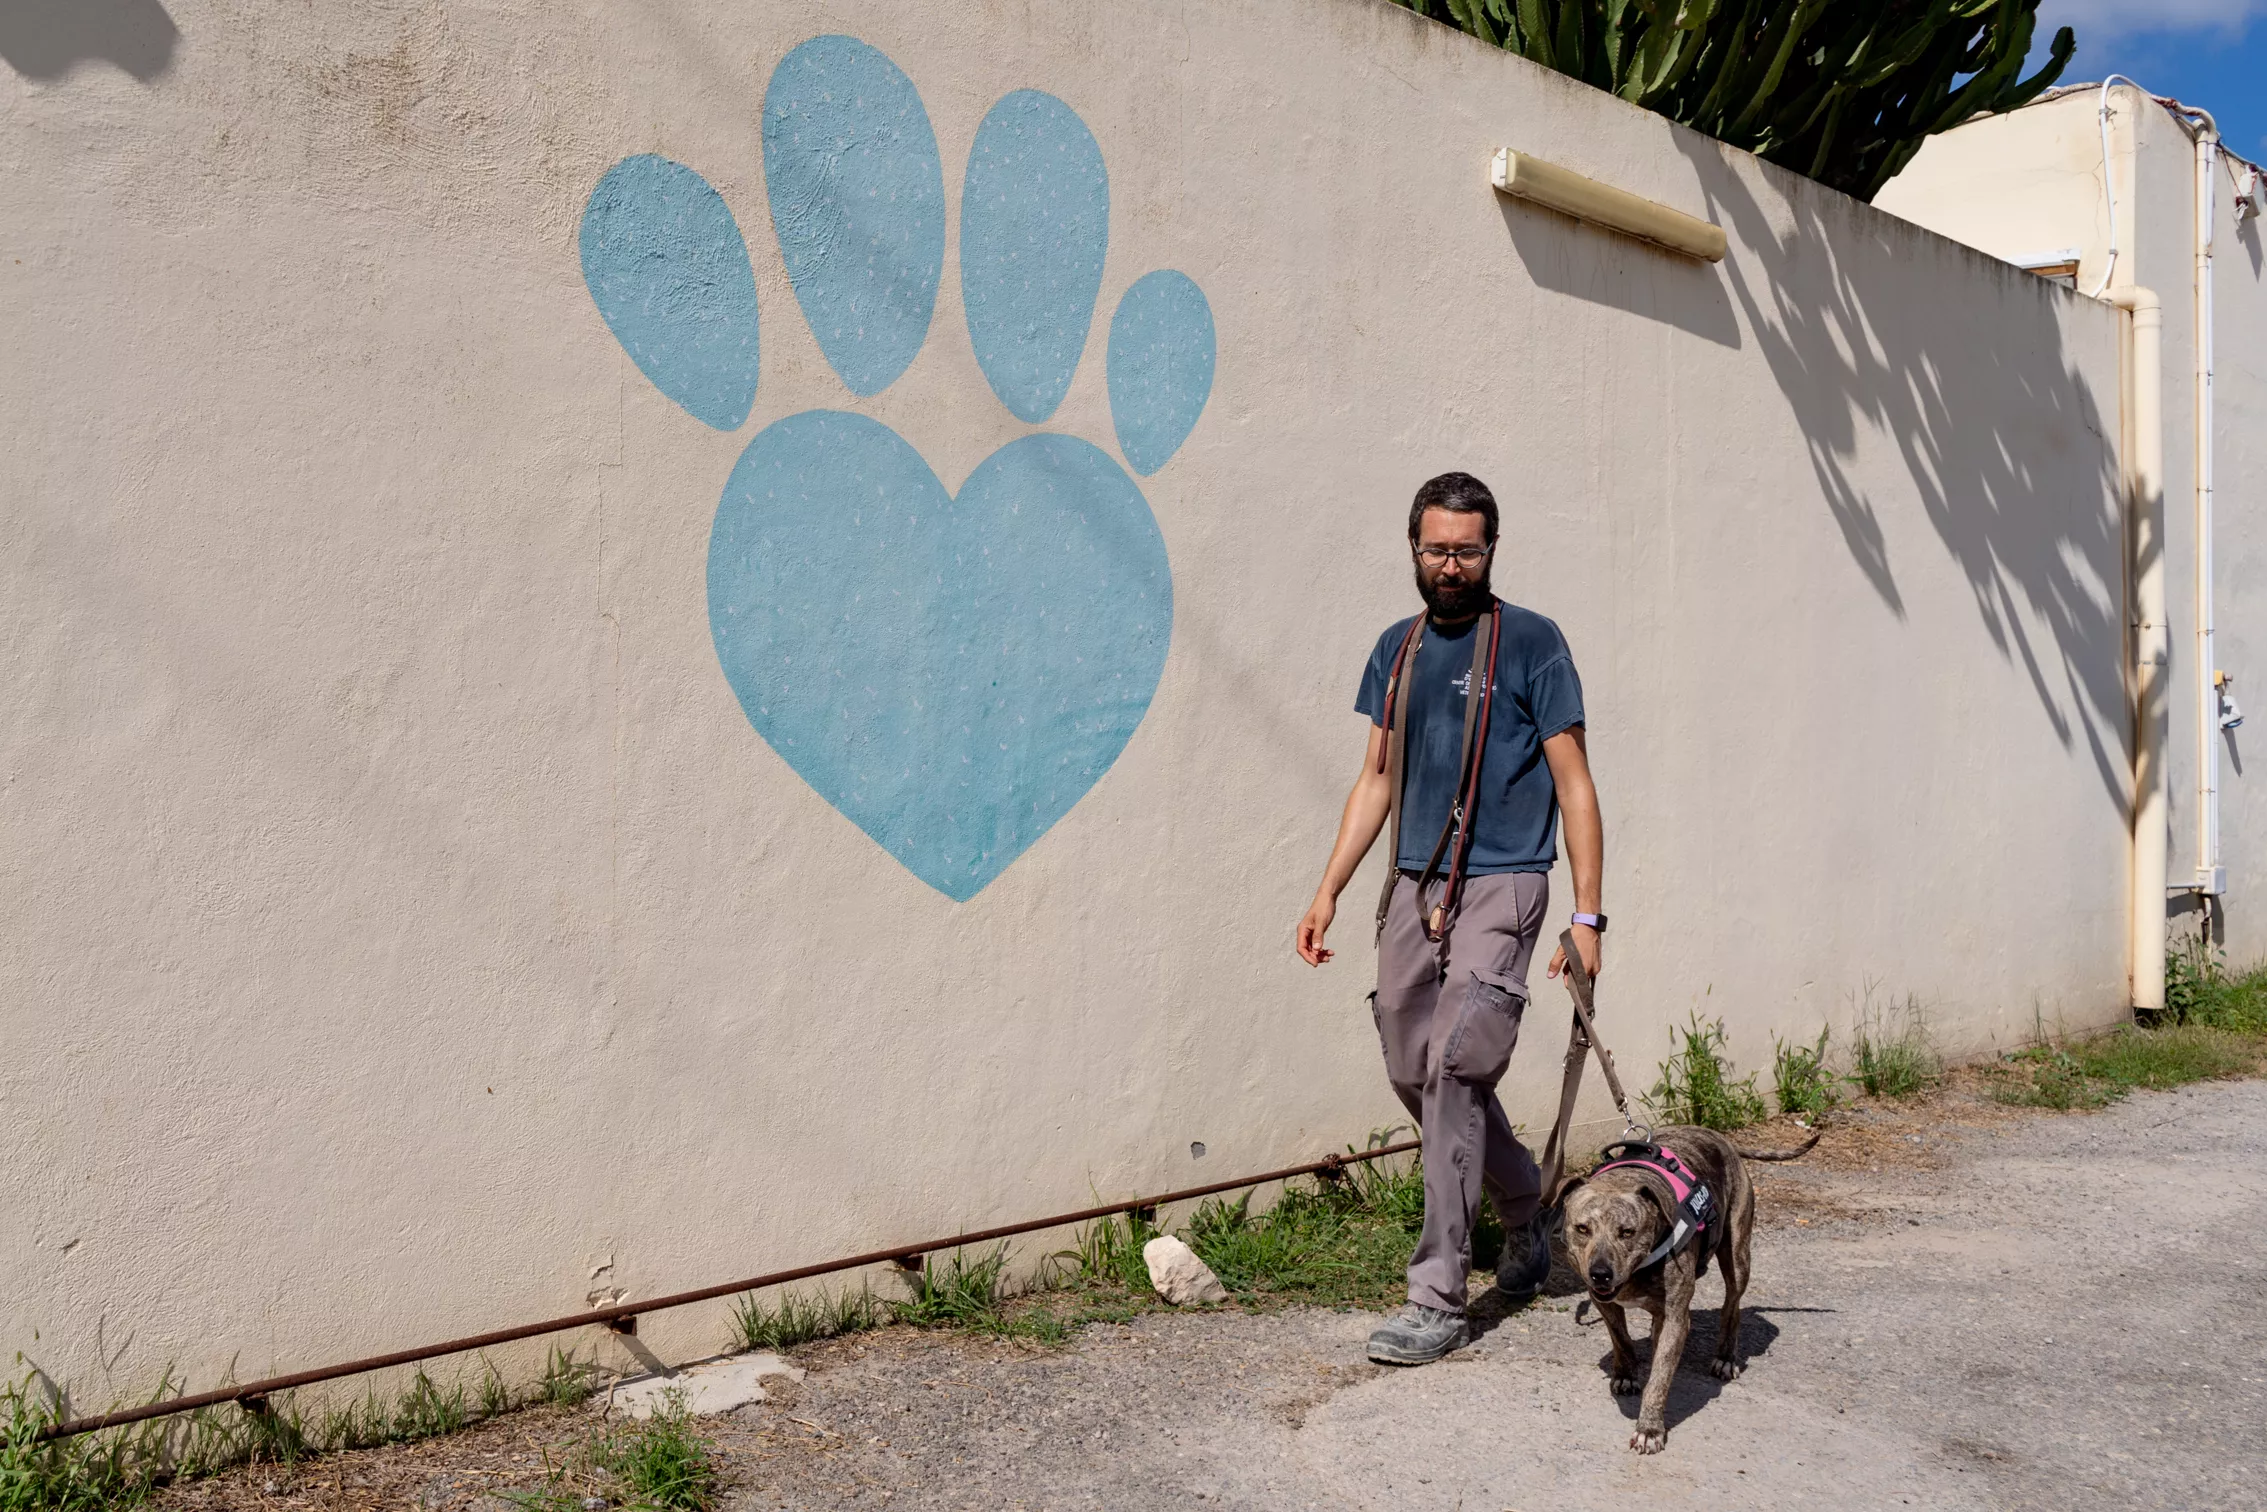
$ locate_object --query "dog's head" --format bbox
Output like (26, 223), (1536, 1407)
(1559, 1174), (1668, 1300)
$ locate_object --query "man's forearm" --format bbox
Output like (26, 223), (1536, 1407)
(1318, 777), (1390, 900)
(1565, 790), (1603, 914)
(1541, 729), (1604, 916)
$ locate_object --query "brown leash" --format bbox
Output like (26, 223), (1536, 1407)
(1536, 928), (1644, 1207)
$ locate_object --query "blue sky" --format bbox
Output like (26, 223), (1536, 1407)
(2032, 0), (2267, 163)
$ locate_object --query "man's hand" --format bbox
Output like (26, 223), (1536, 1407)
(1541, 726), (1605, 986)
(1297, 893), (1337, 965)
(1546, 922), (1602, 982)
(1300, 725), (1390, 967)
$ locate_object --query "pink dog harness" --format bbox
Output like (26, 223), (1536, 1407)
(1591, 1139), (1719, 1273)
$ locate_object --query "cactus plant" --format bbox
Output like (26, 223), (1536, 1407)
(1396, 0), (2075, 201)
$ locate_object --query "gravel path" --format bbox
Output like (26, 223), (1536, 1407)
(711, 1079), (2266, 1511)
(149, 1078), (2265, 1512)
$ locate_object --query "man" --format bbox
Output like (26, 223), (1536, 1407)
(1296, 471), (1605, 1366)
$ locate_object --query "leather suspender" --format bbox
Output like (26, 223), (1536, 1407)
(1374, 616), (1423, 941)
(1373, 604), (1502, 945)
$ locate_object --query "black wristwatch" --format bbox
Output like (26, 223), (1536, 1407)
(1571, 912), (1607, 932)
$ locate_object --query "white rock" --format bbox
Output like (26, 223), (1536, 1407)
(606, 1351), (805, 1419)
(1142, 1235), (1228, 1306)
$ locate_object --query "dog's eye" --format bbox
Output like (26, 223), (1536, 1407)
(1616, 1227), (1634, 1238)
(1572, 1223), (1590, 1236)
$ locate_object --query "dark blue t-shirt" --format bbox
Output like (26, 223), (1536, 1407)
(1355, 600), (1585, 875)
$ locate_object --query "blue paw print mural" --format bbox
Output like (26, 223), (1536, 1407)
(579, 36), (1216, 901)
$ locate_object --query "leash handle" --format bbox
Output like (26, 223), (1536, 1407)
(1554, 928), (1636, 1128)
(1536, 928), (1641, 1206)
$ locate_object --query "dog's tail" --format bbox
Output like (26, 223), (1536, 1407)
(1735, 1131), (1822, 1162)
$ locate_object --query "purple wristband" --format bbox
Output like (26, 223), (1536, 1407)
(1572, 912), (1607, 932)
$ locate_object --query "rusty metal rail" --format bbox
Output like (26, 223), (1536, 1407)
(39, 1137), (1421, 1442)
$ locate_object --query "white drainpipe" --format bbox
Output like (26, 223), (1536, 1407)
(2189, 113), (2224, 897)
(2111, 286), (2168, 1011)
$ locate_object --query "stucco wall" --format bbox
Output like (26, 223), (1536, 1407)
(2, 0), (2130, 1404)
(1883, 90), (2267, 962)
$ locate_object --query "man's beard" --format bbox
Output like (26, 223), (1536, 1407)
(1416, 564), (1494, 620)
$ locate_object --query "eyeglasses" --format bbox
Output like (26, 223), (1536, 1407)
(1414, 545), (1494, 567)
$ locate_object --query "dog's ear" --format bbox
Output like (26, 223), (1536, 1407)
(1629, 1175), (1675, 1235)
(1549, 1175), (1587, 1210)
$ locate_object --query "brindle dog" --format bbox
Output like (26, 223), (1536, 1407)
(1557, 1125), (1819, 1453)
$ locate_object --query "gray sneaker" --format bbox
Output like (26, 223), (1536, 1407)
(1494, 1210), (1552, 1306)
(1366, 1303), (1469, 1365)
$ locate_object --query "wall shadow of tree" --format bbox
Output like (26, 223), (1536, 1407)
(1673, 138), (2147, 820)
(0, 0), (178, 83)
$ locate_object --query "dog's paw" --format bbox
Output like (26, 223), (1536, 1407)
(581, 37), (1211, 903)
(1630, 1424), (1667, 1454)
(1709, 1355), (1744, 1381)
(1609, 1372), (1642, 1397)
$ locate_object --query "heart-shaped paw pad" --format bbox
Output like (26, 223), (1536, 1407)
(580, 35), (1214, 898)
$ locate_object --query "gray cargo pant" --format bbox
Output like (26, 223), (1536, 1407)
(1373, 869), (1549, 1314)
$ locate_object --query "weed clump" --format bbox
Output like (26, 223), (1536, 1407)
(728, 1287), (879, 1353)
(1647, 1014), (1767, 1130)
(479, 1362), (509, 1420)
(893, 1247), (1067, 1342)
(1994, 1023), (2260, 1109)
(1068, 1208), (1165, 1294)
(1993, 1044), (2114, 1110)
(532, 1345), (599, 1410)
(1052, 1131), (1429, 1314)
(507, 1390), (719, 1512)
(592, 1392), (718, 1512)
(388, 1372), (467, 1442)
(1771, 1027), (1839, 1120)
(2162, 936), (2267, 1031)
(1, 1355), (504, 1512)
(1, 1373), (150, 1512)
(1851, 997), (1938, 1099)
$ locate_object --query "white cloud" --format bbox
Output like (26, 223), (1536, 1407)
(2035, 0), (2267, 42)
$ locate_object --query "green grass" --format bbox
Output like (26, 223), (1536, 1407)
(1065, 1207), (1166, 1294)
(1993, 949), (2267, 1110)
(2, 1365), (334, 1512)
(531, 1345), (599, 1409)
(387, 1372), (468, 1442)
(1995, 1022), (2261, 1109)
(1646, 1014), (1768, 1130)
(504, 1392), (720, 1512)
(2082, 1022), (2256, 1087)
(892, 1246), (1069, 1342)
(3, 1349), (571, 1512)
(1051, 1135), (1440, 1314)
(1772, 1026), (1839, 1120)
(478, 1361), (509, 1421)
(2, 1372), (158, 1512)
(2163, 939), (2267, 1031)
(728, 1286), (880, 1353)
(984, 1133), (1442, 1324)
(1186, 1189), (1374, 1301)
(1185, 1135), (1444, 1309)
(592, 1393), (718, 1512)
(1850, 997), (1939, 1100)
(1992, 1044), (2114, 1110)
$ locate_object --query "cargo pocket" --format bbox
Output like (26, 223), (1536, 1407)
(1441, 968), (1526, 1085)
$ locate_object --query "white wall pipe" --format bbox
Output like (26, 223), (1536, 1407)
(2110, 286), (2168, 1011)
(2088, 77), (2141, 298)
(2091, 85), (2224, 900)
(2190, 112), (2223, 896)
